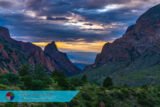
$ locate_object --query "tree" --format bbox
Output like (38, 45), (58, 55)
(6, 73), (20, 85)
(69, 78), (83, 88)
(19, 64), (52, 90)
(31, 80), (47, 90)
(20, 75), (32, 89)
(52, 71), (70, 89)
(0, 73), (20, 85)
(81, 75), (88, 83)
(103, 77), (113, 88)
(33, 65), (51, 89)
(19, 64), (31, 76)
(34, 64), (47, 79)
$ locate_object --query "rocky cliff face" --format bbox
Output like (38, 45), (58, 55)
(44, 42), (81, 76)
(94, 4), (160, 68)
(0, 26), (80, 75)
(84, 4), (160, 86)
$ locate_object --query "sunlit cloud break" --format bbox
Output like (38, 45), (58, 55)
(75, 4), (126, 14)
(32, 41), (107, 53)
(97, 4), (126, 13)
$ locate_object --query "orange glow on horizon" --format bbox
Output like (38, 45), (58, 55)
(32, 41), (108, 53)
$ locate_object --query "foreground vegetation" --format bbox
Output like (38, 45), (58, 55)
(0, 64), (160, 107)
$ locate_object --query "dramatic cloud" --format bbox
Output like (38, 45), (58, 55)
(0, 0), (160, 64)
(0, 1), (12, 8)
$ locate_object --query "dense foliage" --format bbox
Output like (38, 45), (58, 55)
(0, 64), (160, 107)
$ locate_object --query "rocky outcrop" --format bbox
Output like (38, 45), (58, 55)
(92, 4), (160, 68)
(0, 27), (11, 40)
(83, 4), (160, 86)
(0, 26), (80, 75)
(0, 26), (55, 73)
(44, 42), (81, 76)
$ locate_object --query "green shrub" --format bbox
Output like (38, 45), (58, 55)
(103, 77), (113, 88)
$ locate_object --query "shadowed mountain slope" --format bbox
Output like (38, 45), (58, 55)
(0, 26), (80, 75)
(83, 4), (160, 86)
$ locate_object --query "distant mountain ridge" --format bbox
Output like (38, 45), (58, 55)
(74, 63), (88, 70)
(83, 4), (160, 86)
(0, 26), (80, 75)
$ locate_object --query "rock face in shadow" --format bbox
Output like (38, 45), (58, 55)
(92, 4), (160, 68)
(0, 26), (80, 75)
(44, 42), (81, 76)
(84, 4), (160, 86)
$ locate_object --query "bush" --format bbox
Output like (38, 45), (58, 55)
(0, 73), (20, 85)
(19, 64), (52, 90)
(81, 75), (88, 83)
(103, 77), (113, 88)
(52, 71), (70, 89)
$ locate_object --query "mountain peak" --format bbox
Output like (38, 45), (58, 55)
(135, 4), (160, 34)
(0, 26), (11, 40)
(44, 41), (81, 76)
(84, 4), (160, 86)
(0, 27), (80, 76)
(92, 3), (160, 67)
(138, 4), (160, 22)
(45, 41), (58, 52)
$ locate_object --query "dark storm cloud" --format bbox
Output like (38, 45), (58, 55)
(0, 0), (160, 42)
(73, 0), (159, 9)
(1, 13), (109, 42)
(0, 1), (12, 8)
(72, 0), (128, 9)
(26, 0), (73, 16)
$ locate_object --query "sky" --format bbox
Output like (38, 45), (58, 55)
(0, 0), (160, 65)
